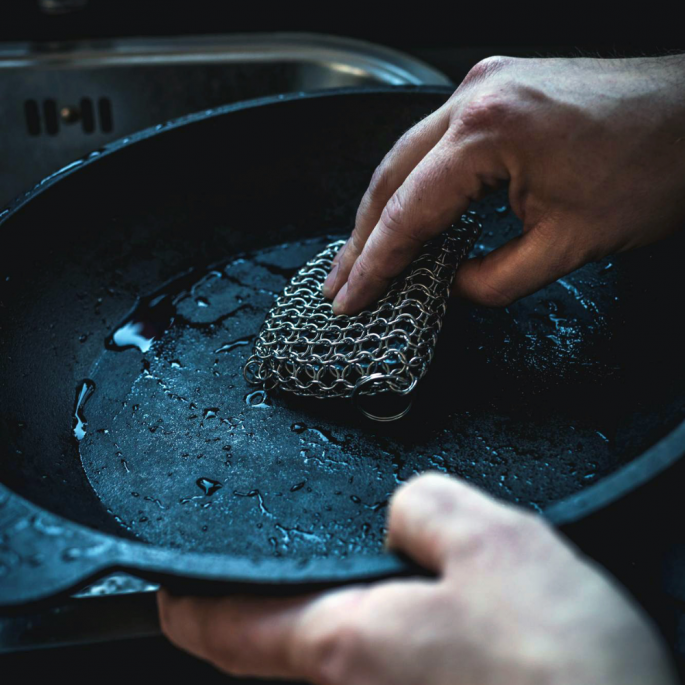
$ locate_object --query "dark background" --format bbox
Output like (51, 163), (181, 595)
(0, 2), (680, 54)
(1, 3), (681, 92)
(0, 4), (683, 683)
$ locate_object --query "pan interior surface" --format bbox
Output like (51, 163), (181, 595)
(1, 90), (684, 571)
(76, 192), (683, 560)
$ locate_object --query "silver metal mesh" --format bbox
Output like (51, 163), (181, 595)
(244, 213), (481, 402)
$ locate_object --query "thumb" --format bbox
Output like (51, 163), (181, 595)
(453, 220), (589, 307)
(386, 472), (523, 573)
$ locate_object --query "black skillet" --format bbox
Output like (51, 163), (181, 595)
(1, 87), (685, 610)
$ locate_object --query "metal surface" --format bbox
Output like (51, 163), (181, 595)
(0, 32), (451, 208)
(244, 218), (480, 406)
(0, 88), (684, 613)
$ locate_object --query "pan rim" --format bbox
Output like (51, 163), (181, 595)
(1, 85), (683, 603)
(0, 411), (683, 606)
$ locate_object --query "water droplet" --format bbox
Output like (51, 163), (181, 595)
(290, 481), (306, 492)
(245, 390), (269, 408)
(196, 296), (210, 308)
(196, 478), (222, 496)
(144, 496), (165, 509)
(73, 380), (95, 441)
(234, 489), (259, 497)
(38, 159), (84, 186)
(214, 336), (254, 354)
(108, 320), (156, 353)
(106, 280), (190, 353)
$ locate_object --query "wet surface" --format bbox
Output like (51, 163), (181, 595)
(2, 91), (683, 606)
(74, 196), (673, 562)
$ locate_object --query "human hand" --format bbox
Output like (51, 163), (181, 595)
(323, 55), (685, 314)
(158, 473), (676, 684)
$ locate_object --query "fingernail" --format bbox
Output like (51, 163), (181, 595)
(322, 263), (339, 298)
(332, 282), (348, 315)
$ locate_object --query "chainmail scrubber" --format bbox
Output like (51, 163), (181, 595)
(244, 213), (481, 420)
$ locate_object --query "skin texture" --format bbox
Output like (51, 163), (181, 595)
(322, 55), (685, 314)
(158, 473), (677, 684)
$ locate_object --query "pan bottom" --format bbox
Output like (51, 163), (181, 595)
(75, 201), (640, 560)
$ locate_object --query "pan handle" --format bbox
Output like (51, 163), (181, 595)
(0, 483), (432, 612)
(0, 485), (132, 612)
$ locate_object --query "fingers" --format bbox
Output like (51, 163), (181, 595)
(158, 586), (366, 681)
(323, 109), (450, 299)
(158, 590), (302, 676)
(453, 217), (590, 307)
(157, 474), (548, 682)
(386, 472), (523, 573)
(331, 136), (501, 314)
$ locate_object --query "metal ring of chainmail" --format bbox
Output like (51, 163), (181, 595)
(244, 212), (481, 400)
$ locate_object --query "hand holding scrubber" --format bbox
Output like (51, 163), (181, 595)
(244, 213), (481, 420)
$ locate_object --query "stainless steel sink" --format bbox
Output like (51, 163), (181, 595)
(0, 33), (451, 207)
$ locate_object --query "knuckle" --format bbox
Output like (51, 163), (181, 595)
(381, 190), (408, 235)
(456, 92), (515, 136)
(380, 188), (426, 246)
(367, 161), (391, 202)
(463, 55), (514, 85)
(355, 158), (394, 231)
(348, 226), (365, 256)
(354, 198), (370, 234)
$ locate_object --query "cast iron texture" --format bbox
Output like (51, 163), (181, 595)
(1, 87), (684, 609)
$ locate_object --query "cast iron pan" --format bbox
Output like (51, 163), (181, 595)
(1, 87), (685, 610)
